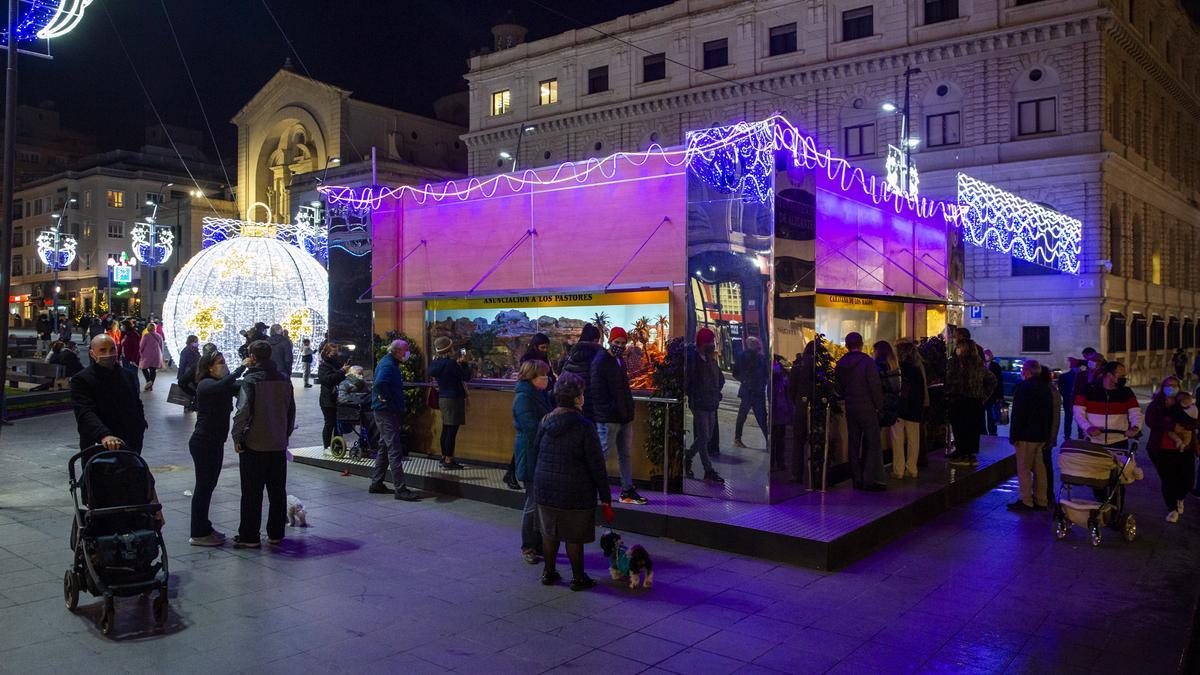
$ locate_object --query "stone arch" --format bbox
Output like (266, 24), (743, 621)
(252, 106), (328, 223)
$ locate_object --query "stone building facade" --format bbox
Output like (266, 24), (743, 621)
(462, 0), (1200, 382)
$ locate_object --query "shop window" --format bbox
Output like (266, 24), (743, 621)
(587, 66), (608, 94)
(842, 6), (874, 41)
(1131, 314), (1147, 352)
(643, 53), (666, 82)
(538, 79), (558, 106)
(1150, 315), (1165, 351)
(1022, 326), (1050, 353)
(106, 189), (124, 209)
(926, 111), (961, 147)
(768, 23), (797, 56)
(1012, 257), (1061, 276)
(1017, 97), (1056, 135)
(702, 39), (728, 70)
(490, 90), (511, 116)
(925, 0), (959, 24)
(844, 123), (875, 157)
(1184, 319), (1195, 349)
(1168, 316), (1180, 349)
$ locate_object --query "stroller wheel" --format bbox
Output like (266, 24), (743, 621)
(329, 436), (347, 459)
(63, 570), (79, 611)
(153, 590), (168, 625)
(1121, 513), (1137, 543)
(1089, 526), (1102, 548)
(1054, 516), (1069, 541)
(99, 597), (115, 635)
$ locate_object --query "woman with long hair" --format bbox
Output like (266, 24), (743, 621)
(894, 340), (926, 479)
(316, 342), (348, 450)
(946, 338), (992, 465)
(187, 347), (247, 546)
(873, 340), (902, 480)
(138, 324), (164, 392)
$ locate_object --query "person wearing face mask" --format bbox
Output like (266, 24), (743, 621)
(70, 334), (147, 454)
(514, 359), (553, 564)
(1073, 360), (1140, 449)
(1144, 375), (1196, 523)
(428, 336), (473, 471)
(686, 328), (726, 484)
(369, 339), (420, 501)
(590, 326), (646, 505)
(187, 349), (248, 546)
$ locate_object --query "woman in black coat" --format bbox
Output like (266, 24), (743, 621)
(188, 349), (246, 546)
(531, 373), (612, 591)
(316, 343), (347, 449)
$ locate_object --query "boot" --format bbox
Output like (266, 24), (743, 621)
(703, 470), (725, 484)
(502, 469), (522, 491)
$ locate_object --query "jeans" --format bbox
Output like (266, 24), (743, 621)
(303, 361), (313, 386)
(597, 421), (632, 491)
(237, 450), (287, 542)
(1013, 440), (1048, 507)
(1149, 449), (1195, 512)
(1061, 402), (1074, 445)
(735, 391), (767, 443)
(687, 409), (717, 474)
(845, 405), (885, 487)
(142, 368), (157, 384)
(521, 483), (540, 551)
(188, 434), (224, 538)
(985, 401), (1000, 436)
(371, 410), (406, 487)
(440, 424), (460, 459)
(321, 405), (337, 449)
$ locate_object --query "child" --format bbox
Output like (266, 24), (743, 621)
(1168, 392), (1198, 450)
(301, 338), (314, 388)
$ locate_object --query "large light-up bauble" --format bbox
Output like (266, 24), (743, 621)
(161, 235), (328, 374)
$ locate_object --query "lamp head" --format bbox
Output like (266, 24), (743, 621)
(498, 151), (513, 160)
(881, 102), (897, 112)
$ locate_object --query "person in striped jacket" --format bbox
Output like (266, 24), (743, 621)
(1072, 361), (1141, 449)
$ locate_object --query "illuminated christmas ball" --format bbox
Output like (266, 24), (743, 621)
(161, 232), (328, 374)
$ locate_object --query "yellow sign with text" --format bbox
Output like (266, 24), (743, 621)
(427, 289), (669, 312)
(817, 294), (901, 311)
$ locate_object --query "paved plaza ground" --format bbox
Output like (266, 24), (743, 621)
(0, 380), (1197, 674)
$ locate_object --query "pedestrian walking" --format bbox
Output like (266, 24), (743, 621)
(1007, 360), (1052, 512)
(835, 332), (886, 491)
(531, 373), (612, 591)
(514, 359), (552, 565)
(231, 340), (296, 548)
(187, 350), (247, 546)
(984, 350), (1005, 436)
(1144, 375), (1196, 524)
(118, 320), (141, 386)
(368, 339), (419, 501)
(1073, 360), (1140, 502)
(590, 326), (645, 505)
(87, 317), (103, 341)
(685, 327), (725, 484)
(946, 338), (994, 466)
(138, 325), (164, 392)
(317, 343), (348, 450)
(70, 334), (147, 454)
(732, 336), (768, 449)
(894, 339), (926, 479)
(35, 314), (51, 354)
(267, 323), (294, 376)
(301, 338), (314, 388)
(429, 336), (472, 470)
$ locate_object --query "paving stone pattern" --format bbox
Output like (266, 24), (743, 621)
(0, 382), (1196, 673)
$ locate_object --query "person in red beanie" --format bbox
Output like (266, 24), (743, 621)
(686, 328), (725, 483)
(590, 327), (647, 505)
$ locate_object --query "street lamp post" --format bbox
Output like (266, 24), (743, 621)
(47, 197), (77, 333)
(499, 124), (537, 172)
(139, 182), (173, 321)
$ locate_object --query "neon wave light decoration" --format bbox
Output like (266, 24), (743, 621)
(202, 202), (328, 265)
(36, 226), (76, 269)
(956, 173), (1081, 274)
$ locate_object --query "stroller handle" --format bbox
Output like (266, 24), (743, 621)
(67, 442), (130, 485)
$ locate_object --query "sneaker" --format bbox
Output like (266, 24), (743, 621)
(441, 460), (465, 471)
(541, 570), (561, 585)
(267, 537), (283, 545)
(1007, 501), (1034, 512)
(188, 534), (223, 547)
(1178, 500), (1185, 515)
(368, 482), (391, 494)
(569, 575), (597, 591)
(394, 486), (421, 501)
(522, 549), (542, 565)
(211, 529), (227, 540)
(733, 438), (747, 448)
(619, 489), (648, 505)
(703, 470), (725, 485)
(1167, 510), (1180, 523)
(232, 536), (260, 549)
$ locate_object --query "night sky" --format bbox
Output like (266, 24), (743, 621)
(15, 0), (1200, 164)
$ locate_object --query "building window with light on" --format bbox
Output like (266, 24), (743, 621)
(106, 190), (124, 209)
(842, 6), (874, 41)
(587, 66), (609, 94)
(926, 112), (961, 147)
(924, 0), (959, 24)
(702, 38), (728, 69)
(768, 23), (797, 56)
(844, 123), (875, 157)
(643, 53), (666, 82)
(491, 90), (511, 116)
(1017, 97), (1056, 135)
(107, 220), (125, 239)
(538, 79), (558, 105)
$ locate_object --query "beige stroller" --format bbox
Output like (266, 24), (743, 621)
(1053, 435), (1143, 547)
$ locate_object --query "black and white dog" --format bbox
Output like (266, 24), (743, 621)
(600, 531), (653, 589)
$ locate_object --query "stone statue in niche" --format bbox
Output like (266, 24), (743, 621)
(264, 123), (318, 221)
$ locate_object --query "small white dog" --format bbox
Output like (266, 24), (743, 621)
(286, 494), (308, 527)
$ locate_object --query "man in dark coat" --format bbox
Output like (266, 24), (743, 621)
(984, 350), (1004, 435)
(590, 326), (645, 505)
(70, 334), (147, 453)
(1007, 359), (1053, 512)
(685, 328), (725, 484)
(733, 335), (768, 448)
(57, 341), (84, 377)
(267, 324), (294, 376)
(835, 332), (886, 491)
(561, 324), (603, 420)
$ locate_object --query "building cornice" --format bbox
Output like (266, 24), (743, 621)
(1104, 20), (1200, 117)
(464, 10), (1109, 147)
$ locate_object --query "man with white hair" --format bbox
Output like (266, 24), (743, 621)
(267, 323), (294, 376)
(70, 334), (147, 453)
(369, 339), (419, 501)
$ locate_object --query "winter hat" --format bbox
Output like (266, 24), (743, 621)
(580, 323), (601, 343)
(433, 336), (453, 354)
(608, 327), (628, 342)
(530, 332), (550, 347)
(696, 327), (716, 347)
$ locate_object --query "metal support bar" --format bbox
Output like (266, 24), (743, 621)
(606, 216), (671, 290)
(468, 228), (535, 293)
(855, 236), (944, 300)
(357, 239), (427, 302)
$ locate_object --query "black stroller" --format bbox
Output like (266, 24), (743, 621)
(66, 445), (169, 635)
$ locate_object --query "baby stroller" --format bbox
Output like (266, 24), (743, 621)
(1053, 433), (1142, 547)
(329, 400), (378, 460)
(66, 445), (169, 635)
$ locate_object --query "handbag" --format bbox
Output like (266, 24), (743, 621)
(425, 385), (439, 410)
(166, 383), (193, 407)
